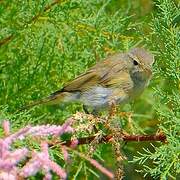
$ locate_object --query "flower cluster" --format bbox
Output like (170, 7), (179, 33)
(0, 119), (73, 179)
(0, 116), (114, 179)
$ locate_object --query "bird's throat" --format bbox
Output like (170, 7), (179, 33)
(130, 72), (149, 97)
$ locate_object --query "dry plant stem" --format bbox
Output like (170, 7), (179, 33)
(87, 132), (103, 157)
(112, 141), (124, 180)
(108, 101), (117, 120)
(107, 103), (125, 179)
(58, 132), (167, 147)
(105, 101), (117, 129)
(110, 131), (125, 180)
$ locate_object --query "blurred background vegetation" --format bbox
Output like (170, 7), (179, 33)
(0, 0), (179, 179)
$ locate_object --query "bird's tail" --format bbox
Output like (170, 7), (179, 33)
(19, 91), (68, 111)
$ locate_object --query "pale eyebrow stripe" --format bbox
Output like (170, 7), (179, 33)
(127, 53), (140, 63)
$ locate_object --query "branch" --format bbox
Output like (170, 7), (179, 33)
(30, 0), (64, 23)
(0, 35), (14, 47)
(0, 0), (64, 47)
(51, 132), (167, 147)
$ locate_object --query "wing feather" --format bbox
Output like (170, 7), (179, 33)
(61, 53), (129, 92)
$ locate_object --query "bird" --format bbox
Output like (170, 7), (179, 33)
(21, 47), (154, 114)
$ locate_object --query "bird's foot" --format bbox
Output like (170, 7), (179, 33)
(83, 104), (90, 114)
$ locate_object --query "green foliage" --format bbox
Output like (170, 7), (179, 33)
(0, 0), (179, 179)
(133, 0), (180, 179)
(0, 0), (141, 125)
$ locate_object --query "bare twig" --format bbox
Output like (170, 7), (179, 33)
(0, 0), (65, 47)
(49, 132), (166, 147)
(0, 35), (14, 47)
(29, 0), (65, 23)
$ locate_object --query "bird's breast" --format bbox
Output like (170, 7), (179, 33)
(130, 72), (149, 98)
(80, 86), (113, 108)
(80, 85), (130, 109)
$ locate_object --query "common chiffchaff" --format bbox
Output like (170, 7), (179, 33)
(23, 48), (154, 112)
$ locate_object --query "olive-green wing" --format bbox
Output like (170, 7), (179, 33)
(101, 70), (134, 94)
(60, 53), (128, 92)
(62, 71), (100, 92)
(61, 57), (118, 92)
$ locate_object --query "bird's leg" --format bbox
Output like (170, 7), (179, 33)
(83, 105), (99, 116)
(92, 108), (99, 116)
(92, 108), (99, 133)
(83, 104), (90, 114)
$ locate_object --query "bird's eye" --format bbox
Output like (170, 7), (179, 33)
(133, 60), (138, 65)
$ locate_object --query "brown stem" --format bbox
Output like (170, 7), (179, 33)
(44, 0), (62, 11)
(59, 132), (166, 147)
(0, 35), (14, 47)
(30, 0), (63, 23)
(0, 0), (63, 47)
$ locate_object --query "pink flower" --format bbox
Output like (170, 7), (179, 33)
(20, 143), (67, 179)
(61, 146), (69, 161)
(2, 120), (10, 136)
(70, 139), (79, 148)
(0, 120), (74, 179)
(89, 159), (114, 179)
